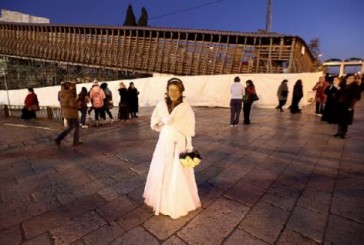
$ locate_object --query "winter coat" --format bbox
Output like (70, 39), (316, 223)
(76, 92), (90, 109)
(24, 92), (39, 108)
(118, 88), (129, 105)
(90, 86), (106, 108)
(312, 82), (327, 103)
(59, 87), (78, 119)
(335, 82), (360, 125)
(293, 83), (303, 99)
(244, 85), (256, 104)
(277, 83), (289, 100)
(128, 87), (139, 113)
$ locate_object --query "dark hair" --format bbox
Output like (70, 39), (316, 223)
(246, 80), (255, 87)
(28, 88), (34, 92)
(234, 76), (240, 82)
(100, 82), (108, 89)
(295, 79), (303, 86)
(282, 79), (288, 83)
(80, 87), (88, 95)
(130, 82), (134, 86)
(165, 78), (184, 112)
(345, 73), (355, 80)
(166, 77), (185, 92)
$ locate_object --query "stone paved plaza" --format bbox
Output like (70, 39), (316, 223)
(0, 101), (363, 245)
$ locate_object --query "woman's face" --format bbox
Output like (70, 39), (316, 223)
(346, 76), (355, 85)
(333, 78), (340, 86)
(168, 84), (182, 102)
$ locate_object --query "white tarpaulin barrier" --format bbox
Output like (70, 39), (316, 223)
(0, 72), (322, 108)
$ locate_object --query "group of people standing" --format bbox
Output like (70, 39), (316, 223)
(54, 79), (139, 147)
(275, 74), (363, 139)
(75, 80), (140, 128)
(318, 74), (362, 138)
(117, 82), (140, 121)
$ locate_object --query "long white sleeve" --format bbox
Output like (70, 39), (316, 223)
(186, 136), (193, 152)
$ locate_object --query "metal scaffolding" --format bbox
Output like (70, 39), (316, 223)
(0, 23), (315, 89)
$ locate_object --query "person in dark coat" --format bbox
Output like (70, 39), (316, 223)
(276, 80), (289, 112)
(100, 82), (114, 122)
(289, 79), (303, 114)
(118, 82), (129, 121)
(334, 74), (360, 139)
(322, 77), (340, 123)
(128, 82), (140, 118)
(20, 88), (39, 120)
(55, 82), (83, 147)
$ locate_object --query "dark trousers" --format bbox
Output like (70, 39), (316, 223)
(337, 124), (348, 136)
(277, 100), (287, 110)
(243, 102), (252, 124)
(56, 118), (80, 144)
(118, 103), (129, 120)
(105, 107), (113, 119)
(230, 99), (242, 125)
(94, 107), (105, 121)
(21, 107), (36, 120)
(79, 107), (87, 125)
(290, 96), (302, 114)
(336, 104), (353, 136)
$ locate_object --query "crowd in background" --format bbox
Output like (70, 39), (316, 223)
(229, 73), (364, 139)
(76, 79), (139, 128)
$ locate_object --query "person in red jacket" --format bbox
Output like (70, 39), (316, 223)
(20, 88), (39, 120)
(243, 80), (258, 124)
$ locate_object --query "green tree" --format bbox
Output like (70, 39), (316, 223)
(123, 4), (136, 26)
(137, 7), (148, 26)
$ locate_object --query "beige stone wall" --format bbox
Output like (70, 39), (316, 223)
(0, 9), (49, 23)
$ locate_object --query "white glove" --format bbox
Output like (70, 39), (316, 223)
(186, 136), (193, 152)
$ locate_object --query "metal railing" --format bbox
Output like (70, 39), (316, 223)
(0, 105), (63, 122)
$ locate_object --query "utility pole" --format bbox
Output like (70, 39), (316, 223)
(266, 0), (272, 32)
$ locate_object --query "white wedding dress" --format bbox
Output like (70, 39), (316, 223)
(143, 100), (201, 219)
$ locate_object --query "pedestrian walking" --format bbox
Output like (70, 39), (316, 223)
(276, 79), (289, 112)
(289, 79), (303, 114)
(100, 82), (114, 123)
(55, 82), (83, 147)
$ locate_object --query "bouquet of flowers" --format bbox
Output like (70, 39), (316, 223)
(179, 150), (202, 168)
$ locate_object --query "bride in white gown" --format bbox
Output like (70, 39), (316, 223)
(143, 78), (201, 219)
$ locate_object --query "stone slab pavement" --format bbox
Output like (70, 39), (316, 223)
(0, 100), (363, 245)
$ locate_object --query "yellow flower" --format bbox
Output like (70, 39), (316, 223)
(193, 158), (201, 166)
